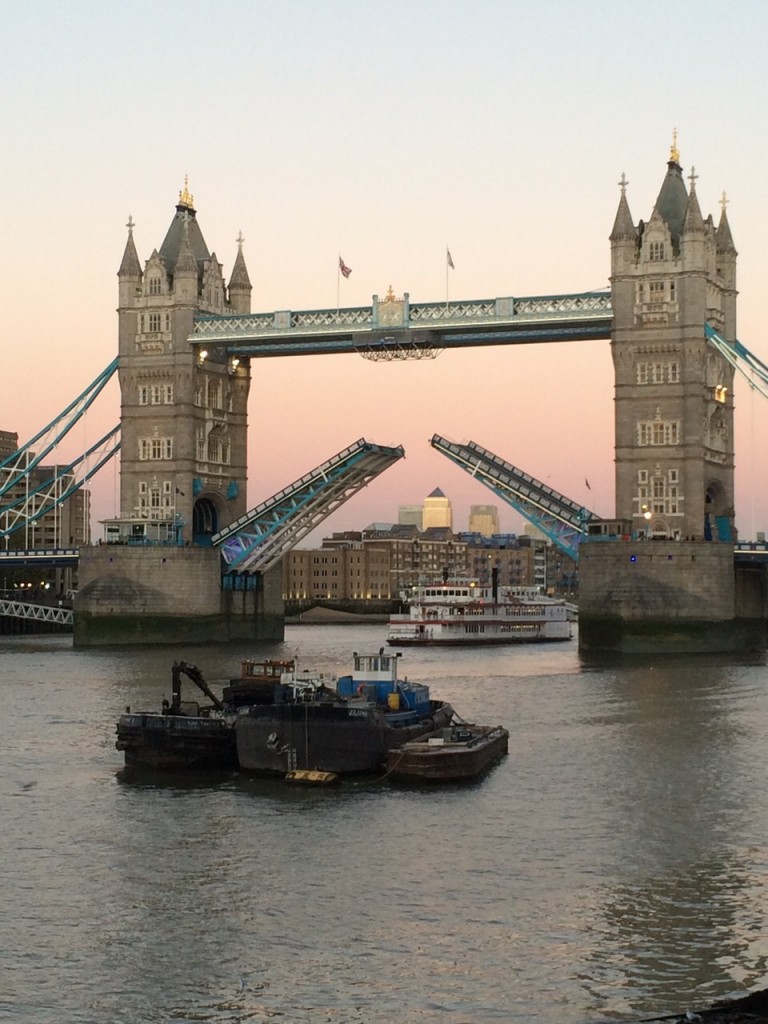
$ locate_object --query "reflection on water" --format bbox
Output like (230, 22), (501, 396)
(2, 628), (768, 1023)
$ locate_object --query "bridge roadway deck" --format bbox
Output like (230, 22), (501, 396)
(192, 290), (613, 357)
(0, 548), (79, 568)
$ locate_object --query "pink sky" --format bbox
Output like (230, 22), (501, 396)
(3, 2), (768, 543)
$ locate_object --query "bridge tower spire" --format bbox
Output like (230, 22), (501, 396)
(609, 140), (736, 543)
(115, 181), (252, 544)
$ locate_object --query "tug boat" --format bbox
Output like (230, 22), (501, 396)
(388, 577), (572, 646)
(235, 649), (454, 777)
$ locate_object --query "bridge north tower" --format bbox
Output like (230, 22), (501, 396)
(609, 138), (737, 542)
(116, 181), (252, 544)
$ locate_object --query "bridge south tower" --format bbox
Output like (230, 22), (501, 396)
(116, 181), (252, 544)
(609, 138), (737, 542)
(578, 140), (755, 654)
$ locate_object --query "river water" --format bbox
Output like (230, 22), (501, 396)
(3, 625), (768, 1023)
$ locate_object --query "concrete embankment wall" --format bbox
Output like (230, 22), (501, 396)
(74, 546), (284, 646)
(579, 539), (767, 654)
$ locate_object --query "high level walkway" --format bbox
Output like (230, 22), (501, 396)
(193, 290), (612, 359)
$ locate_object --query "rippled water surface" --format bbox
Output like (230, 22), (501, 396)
(3, 625), (768, 1023)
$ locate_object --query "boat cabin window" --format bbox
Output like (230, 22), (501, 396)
(354, 654), (393, 673)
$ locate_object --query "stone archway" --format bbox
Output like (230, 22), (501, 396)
(704, 482), (733, 542)
(193, 496), (221, 546)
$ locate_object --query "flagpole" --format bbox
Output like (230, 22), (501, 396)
(337, 255), (340, 318)
(445, 244), (449, 310)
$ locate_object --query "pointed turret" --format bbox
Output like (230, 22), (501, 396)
(229, 231), (252, 314)
(716, 192), (737, 254)
(715, 191), (737, 316)
(610, 172), (638, 281)
(610, 174), (636, 241)
(118, 215), (142, 305)
(174, 216), (198, 303)
(681, 167), (706, 234)
(646, 131), (688, 252)
(158, 177), (210, 278)
(118, 215), (142, 277)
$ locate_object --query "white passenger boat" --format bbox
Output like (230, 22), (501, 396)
(387, 578), (572, 646)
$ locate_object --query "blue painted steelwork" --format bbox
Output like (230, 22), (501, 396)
(705, 323), (768, 398)
(193, 291), (612, 358)
(0, 358), (119, 499)
(213, 438), (405, 574)
(0, 427), (120, 538)
(430, 435), (597, 560)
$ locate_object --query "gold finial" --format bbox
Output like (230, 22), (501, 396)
(126, 214), (135, 235)
(720, 190), (729, 212)
(178, 175), (195, 209)
(236, 230), (245, 249)
(618, 172), (628, 196)
(385, 285), (396, 302)
(669, 128), (680, 165)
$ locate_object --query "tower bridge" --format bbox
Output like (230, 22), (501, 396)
(4, 141), (766, 651)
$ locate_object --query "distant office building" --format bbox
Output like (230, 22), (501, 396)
(282, 540), (391, 601)
(422, 487), (452, 529)
(0, 430), (17, 460)
(468, 504), (499, 537)
(459, 533), (547, 589)
(398, 505), (423, 529)
(282, 525), (469, 599)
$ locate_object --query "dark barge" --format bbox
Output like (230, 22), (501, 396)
(115, 661), (237, 771)
(385, 723), (509, 781)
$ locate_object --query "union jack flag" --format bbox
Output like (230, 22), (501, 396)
(339, 256), (352, 278)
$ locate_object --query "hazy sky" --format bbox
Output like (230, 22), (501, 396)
(3, 0), (768, 542)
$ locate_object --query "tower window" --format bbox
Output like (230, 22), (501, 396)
(138, 436), (174, 461)
(207, 379), (222, 409)
(637, 419), (680, 446)
(148, 313), (161, 333)
(148, 276), (162, 296)
(138, 383), (173, 405)
(649, 241), (665, 261)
